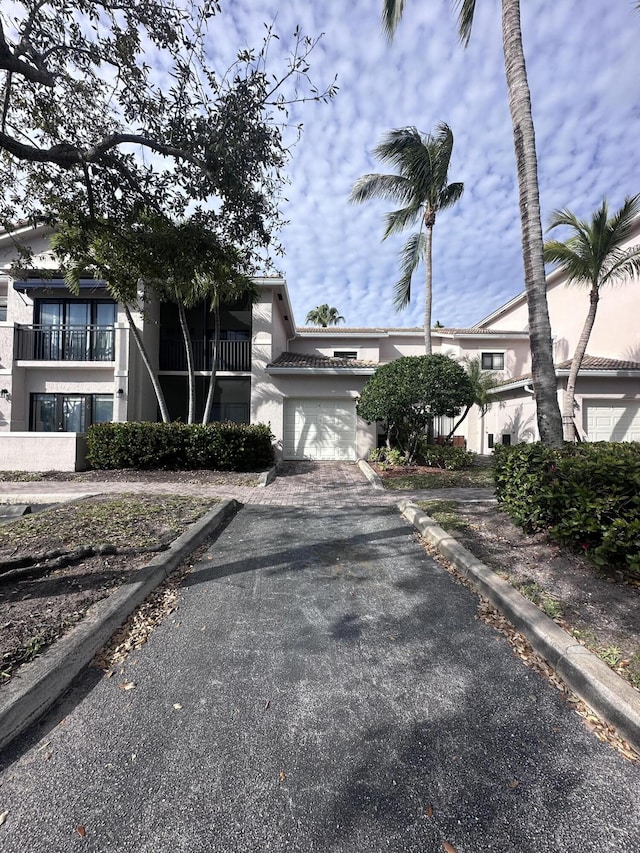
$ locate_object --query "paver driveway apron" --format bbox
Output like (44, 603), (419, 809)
(0, 502), (639, 852)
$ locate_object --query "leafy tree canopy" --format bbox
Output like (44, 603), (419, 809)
(357, 354), (474, 459)
(0, 1), (337, 261)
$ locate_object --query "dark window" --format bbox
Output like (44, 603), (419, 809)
(0, 298), (7, 322)
(502, 434), (511, 446)
(33, 299), (116, 360)
(487, 433), (494, 449)
(333, 350), (357, 360)
(481, 352), (505, 370)
(30, 393), (113, 432)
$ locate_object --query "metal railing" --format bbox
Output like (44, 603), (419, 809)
(14, 325), (115, 362)
(159, 338), (251, 372)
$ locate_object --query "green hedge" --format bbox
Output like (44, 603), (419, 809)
(493, 442), (640, 577)
(87, 422), (274, 471)
(416, 442), (475, 470)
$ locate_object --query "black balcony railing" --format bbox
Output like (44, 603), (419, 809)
(14, 325), (115, 361)
(159, 338), (251, 372)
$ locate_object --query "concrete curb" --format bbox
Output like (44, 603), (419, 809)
(257, 466), (277, 488)
(0, 491), (98, 505)
(0, 498), (239, 753)
(398, 498), (640, 755)
(357, 458), (385, 490)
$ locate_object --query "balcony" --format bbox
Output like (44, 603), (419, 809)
(14, 325), (115, 362)
(159, 338), (251, 372)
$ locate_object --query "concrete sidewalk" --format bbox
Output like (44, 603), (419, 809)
(1, 504), (639, 852)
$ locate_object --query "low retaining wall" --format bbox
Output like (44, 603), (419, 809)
(0, 432), (88, 472)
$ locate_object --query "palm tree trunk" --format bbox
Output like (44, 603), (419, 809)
(123, 303), (170, 423)
(501, 0), (563, 448)
(423, 221), (434, 355)
(177, 299), (196, 424)
(202, 304), (220, 424)
(562, 287), (599, 441)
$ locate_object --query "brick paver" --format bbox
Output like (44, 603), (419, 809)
(0, 461), (495, 507)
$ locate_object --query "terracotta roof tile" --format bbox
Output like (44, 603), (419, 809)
(498, 355), (640, 385)
(267, 352), (377, 369)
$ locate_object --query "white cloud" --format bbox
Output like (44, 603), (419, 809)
(203, 0), (640, 329)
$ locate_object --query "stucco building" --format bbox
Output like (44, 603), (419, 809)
(0, 219), (638, 469)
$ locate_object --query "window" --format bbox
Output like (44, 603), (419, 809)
(481, 352), (505, 370)
(333, 350), (358, 360)
(0, 299), (6, 322)
(34, 299), (116, 360)
(30, 393), (113, 432)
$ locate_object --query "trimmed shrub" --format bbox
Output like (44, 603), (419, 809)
(417, 442), (475, 470)
(493, 442), (640, 577)
(367, 447), (406, 468)
(87, 421), (274, 471)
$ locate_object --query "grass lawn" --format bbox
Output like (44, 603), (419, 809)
(377, 464), (494, 490)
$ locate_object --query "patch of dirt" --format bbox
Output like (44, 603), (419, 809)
(0, 468), (261, 486)
(437, 500), (640, 687)
(0, 494), (217, 682)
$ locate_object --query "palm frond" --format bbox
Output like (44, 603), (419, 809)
(439, 181), (464, 210)
(454, 0), (478, 47)
(381, 0), (405, 40)
(393, 231), (425, 310)
(600, 245), (640, 287)
(383, 204), (422, 239)
(349, 173), (412, 205)
(373, 127), (424, 170)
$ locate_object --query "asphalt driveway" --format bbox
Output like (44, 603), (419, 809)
(0, 504), (639, 852)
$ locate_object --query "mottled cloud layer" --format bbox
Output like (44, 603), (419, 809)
(207, 1), (640, 329)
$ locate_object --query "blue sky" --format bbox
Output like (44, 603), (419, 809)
(203, 1), (640, 330)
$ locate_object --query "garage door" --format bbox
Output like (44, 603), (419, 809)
(584, 401), (640, 442)
(283, 399), (357, 461)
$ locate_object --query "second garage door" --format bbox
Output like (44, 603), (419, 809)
(283, 399), (357, 461)
(584, 400), (640, 442)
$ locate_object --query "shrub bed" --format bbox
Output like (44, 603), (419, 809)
(87, 422), (274, 471)
(493, 442), (640, 578)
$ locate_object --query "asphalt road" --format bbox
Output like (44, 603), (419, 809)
(1, 504), (639, 852)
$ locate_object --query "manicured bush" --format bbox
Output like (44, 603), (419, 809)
(367, 447), (406, 468)
(493, 442), (640, 577)
(87, 421), (274, 471)
(417, 442), (475, 470)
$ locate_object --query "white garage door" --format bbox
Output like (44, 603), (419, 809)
(283, 399), (357, 461)
(584, 401), (640, 442)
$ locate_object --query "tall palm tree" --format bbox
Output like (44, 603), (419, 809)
(381, 0), (564, 447)
(544, 195), (640, 441)
(349, 124), (463, 354)
(305, 304), (345, 327)
(446, 355), (501, 439)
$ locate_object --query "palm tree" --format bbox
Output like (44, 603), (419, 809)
(349, 124), (463, 354)
(544, 195), (640, 441)
(446, 355), (501, 439)
(381, 0), (564, 447)
(305, 304), (345, 327)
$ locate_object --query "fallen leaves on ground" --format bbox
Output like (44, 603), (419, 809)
(0, 810), (8, 826)
(421, 539), (640, 764)
(93, 559), (195, 672)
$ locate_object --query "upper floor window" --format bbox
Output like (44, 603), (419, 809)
(0, 299), (6, 322)
(481, 352), (505, 371)
(333, 350), (358, 360)
(36, 298), (116, 327)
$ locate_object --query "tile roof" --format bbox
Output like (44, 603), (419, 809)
(296, 325), (524, 335)
(498, 355), (640, 386)
(267, 352), (377, 369)
(555, 355), (640, 371)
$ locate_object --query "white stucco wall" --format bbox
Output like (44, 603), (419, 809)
(0, 432), (88, 471)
